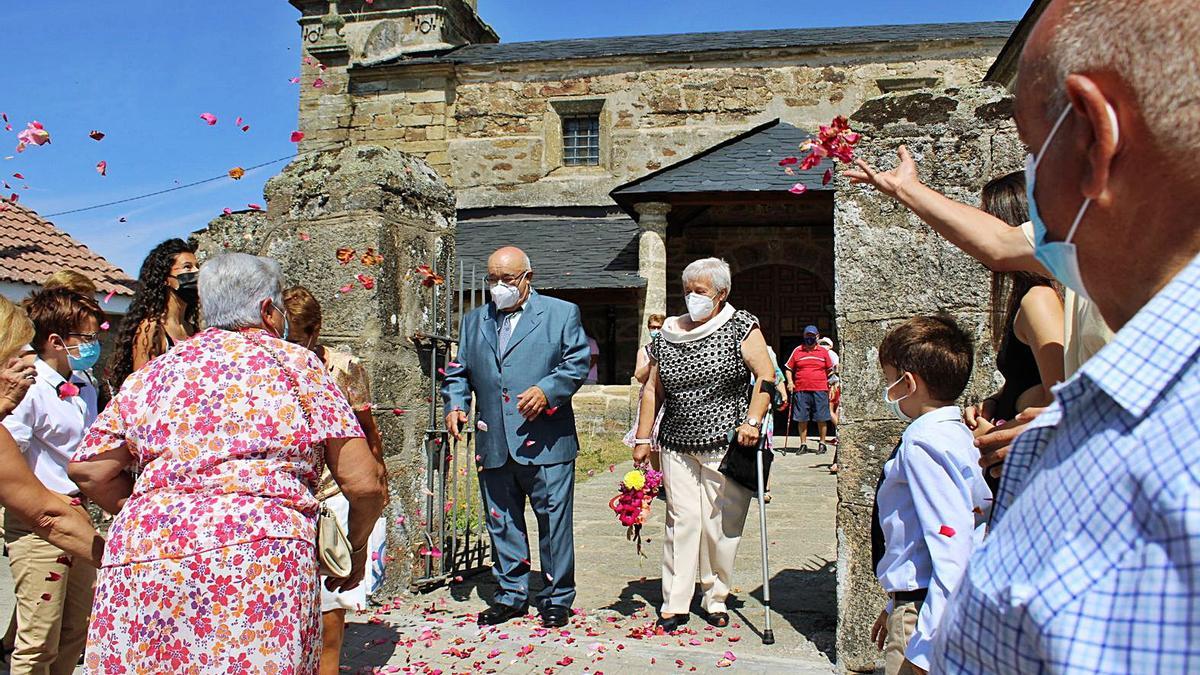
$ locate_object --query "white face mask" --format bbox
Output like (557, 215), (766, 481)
(490, 272), (527, 311)
(685, 292), (715, 322)
(882, 374), (913, 422)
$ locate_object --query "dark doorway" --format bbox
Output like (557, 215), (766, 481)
(732, 264), (834, 435)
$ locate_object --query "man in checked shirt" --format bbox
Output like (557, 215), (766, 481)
(932, 0), (1200, 673)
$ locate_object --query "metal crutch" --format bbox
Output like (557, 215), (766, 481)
(755, 388), (780, 645)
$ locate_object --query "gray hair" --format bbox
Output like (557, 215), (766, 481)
(199, 253), (285, 330)
(682, 257), (732, 295)
(1046, 0), (1199, 173)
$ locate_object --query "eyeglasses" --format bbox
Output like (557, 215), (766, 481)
(485, 271), (529, 286)
(68, 332), (99, 342)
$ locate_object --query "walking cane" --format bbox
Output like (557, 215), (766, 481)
(755, 394), (778, 645)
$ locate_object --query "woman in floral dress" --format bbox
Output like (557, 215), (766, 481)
(69, 254), (388, 674)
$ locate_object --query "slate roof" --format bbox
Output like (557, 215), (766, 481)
(457, 213), (642, 290)
(366, 21), (1017, 68)
(0, 201), (136, 296)
(611, 119), (830, 210)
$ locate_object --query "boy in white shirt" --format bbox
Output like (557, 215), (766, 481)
(2, 287), (104, 674)
(870, 316), (991, 675)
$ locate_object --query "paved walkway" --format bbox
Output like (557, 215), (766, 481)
(0, 440), (840, 674)
(342, 439), (839, 673)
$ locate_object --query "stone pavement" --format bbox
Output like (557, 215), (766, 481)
(340, 438), (840, 674)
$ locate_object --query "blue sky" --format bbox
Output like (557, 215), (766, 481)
(1, 0), (1031, 276)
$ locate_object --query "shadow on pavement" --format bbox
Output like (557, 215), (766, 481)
(737, 557), (837, 662)
(341, 621), (402, 670)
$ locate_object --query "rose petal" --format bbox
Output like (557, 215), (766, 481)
(939, 525), (956, 537)
(247, 203), (262, 210)
(290, 131), (305, 143)
(95, 160), (107, 176)
(40, 593), (51, 601)
(199, 112), (217, 126)
(312, 78), (325, 88)
(45, 572), (62, 582)
(89, 130), (105, 141)
(789, 183), (808, 195)
(222, 208), (232, 215)
(228, 167), (245, 180)
(822, 168), (833, 185)
(100, 321), (110, 331)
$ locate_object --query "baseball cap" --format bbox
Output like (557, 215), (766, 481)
(803, 325), (819, 335)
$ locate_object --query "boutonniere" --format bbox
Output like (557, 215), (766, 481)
(56, 381), (80, 400)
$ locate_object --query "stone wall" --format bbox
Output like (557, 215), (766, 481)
(832, 84), (1020, 672)
(301, 34), (1005, 210)
(571, 384), (637, 436)
(192, 144), (457, 595)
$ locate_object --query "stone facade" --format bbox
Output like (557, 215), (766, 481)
(833, 84), (1020, 671)
(192, 144), (457, 594)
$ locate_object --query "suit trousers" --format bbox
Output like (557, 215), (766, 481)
(479, 458), (576, 610)
(4, 508), (95, 675)
(660, 449), (751, 615)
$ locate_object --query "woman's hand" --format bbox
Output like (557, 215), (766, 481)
(963, 397), (997, 431)
(736, 423), (760, 447)
(325, 547), (368, 593)
(632, 443), (651, 464)
(872, 609), (889, 650)
(0, 355), (36, 419)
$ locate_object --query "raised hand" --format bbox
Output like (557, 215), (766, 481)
(842, 145), (921, 200)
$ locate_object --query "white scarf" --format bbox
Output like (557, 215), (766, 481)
(660, 303), (735, 344)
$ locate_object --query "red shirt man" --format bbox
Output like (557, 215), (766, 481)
(784, 325), (835, 454)
(787, 342), (834, 392)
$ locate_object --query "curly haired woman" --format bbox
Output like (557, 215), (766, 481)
(105, 239), (200, 392)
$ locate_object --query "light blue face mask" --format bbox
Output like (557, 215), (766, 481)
(1025, 103), (1118, 301)
(66, 340), (102, 372)
(882, 374), (913, 422)
(270, 301), (290, 341)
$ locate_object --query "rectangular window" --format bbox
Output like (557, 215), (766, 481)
(562, 115), (601, 166)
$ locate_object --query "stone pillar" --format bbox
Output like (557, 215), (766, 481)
(634, 202), (671, 353)
(833, 85), (1021, 672)
(191, 144), (456, 594)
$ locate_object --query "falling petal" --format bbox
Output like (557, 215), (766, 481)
(789, 183), (808, 195)
(45, 572), (62, 581)
(228, 167), (245, 180)
(100, 321), (110, 331)
(391, 408), (405, 415)
(89, 130), (105, 141)
(312, 78), (325, 88)
(247, 203), (262, 210)
(95, 161), (107, 176)
(289, 77), (300, 84)
(199, 112), (217, 126)
(235, 116), (243, 126)
(118, 217), (126, 223)
(525, 440), (536, 447)
(778, 157), (799, 166)
(241, 125), (250, 132)
(103, 290), (116, 304)
(290, 131), (305, 143)
(222, 208), (233, 215)
(12, 172), (23, 179)
(823, 169), (833, 185)
(545, 406), (559, 416)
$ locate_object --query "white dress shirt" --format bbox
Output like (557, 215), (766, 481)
(875, 405), (991, 670)
(2, 358), (97, 495)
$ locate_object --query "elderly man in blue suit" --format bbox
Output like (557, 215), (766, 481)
(443, 246), (591, 628)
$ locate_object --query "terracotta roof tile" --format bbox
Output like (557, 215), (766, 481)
(0, 200), (136, 296)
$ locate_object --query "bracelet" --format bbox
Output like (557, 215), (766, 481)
(634, 438), (653, 445)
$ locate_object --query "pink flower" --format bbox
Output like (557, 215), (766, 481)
(199, 112), (217, 126)
(17, 121), (50, 147)
(56, 382), (80, 399)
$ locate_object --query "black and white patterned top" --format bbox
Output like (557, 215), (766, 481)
(651, 308), (758, 453)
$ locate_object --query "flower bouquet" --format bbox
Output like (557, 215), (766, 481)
(608, 464), (664, 557)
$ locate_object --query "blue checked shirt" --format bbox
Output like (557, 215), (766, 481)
(934, 252), (1200, 673)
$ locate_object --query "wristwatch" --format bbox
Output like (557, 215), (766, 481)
(745, 417), (760, 428)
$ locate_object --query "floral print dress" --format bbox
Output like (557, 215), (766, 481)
(74, 328), (363, 674)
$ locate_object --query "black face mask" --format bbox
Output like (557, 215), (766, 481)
(803, 336), (817, 346)
(172, 271), (199, 305)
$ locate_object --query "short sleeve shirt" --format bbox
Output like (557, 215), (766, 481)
(74, 327), (364, 566)
(787, 345), (833, 391)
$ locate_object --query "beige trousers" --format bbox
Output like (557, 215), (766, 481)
(4, 509), (95, 675)
(884, 598), (923, 675)
(660, 449), (751, 615)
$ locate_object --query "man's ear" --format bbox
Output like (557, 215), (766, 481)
(1064, 73), (1121, 204)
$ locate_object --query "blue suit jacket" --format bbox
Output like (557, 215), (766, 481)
(442, 290), (591, 469)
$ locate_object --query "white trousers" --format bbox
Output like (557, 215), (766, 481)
(660, 449), (752, 615)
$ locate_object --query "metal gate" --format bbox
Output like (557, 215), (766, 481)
(412, 260), (491, 588)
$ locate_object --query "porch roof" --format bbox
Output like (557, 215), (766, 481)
(609, 119), (833, 217)
(457, 211), (643, 291)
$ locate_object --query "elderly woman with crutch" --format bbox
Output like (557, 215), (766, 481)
(631, 257), (776, 633)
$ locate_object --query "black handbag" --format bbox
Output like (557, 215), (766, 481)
(718, 377), (784, 492)
(718, 428), (772, 492)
